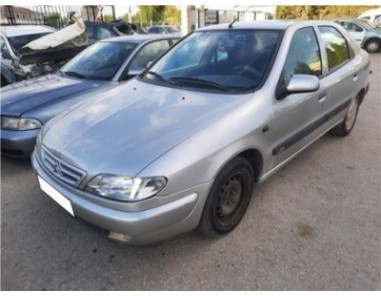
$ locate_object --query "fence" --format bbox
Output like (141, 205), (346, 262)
(0, 5), (116, 29)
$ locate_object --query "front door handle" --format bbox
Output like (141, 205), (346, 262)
(318, 95), (326, 104)
(353, 73), (359, 81)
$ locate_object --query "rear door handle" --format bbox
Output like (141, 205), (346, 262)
(353, 73), (359, 81)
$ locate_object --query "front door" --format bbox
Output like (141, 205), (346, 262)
(268, 26), (327, 170)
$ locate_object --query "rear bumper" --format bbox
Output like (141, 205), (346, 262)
(1, 129), (39, 157)
(31, 151), (212, 245)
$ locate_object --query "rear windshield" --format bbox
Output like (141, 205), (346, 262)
(143, 29), (282, 92)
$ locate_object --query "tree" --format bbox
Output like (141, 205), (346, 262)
(152, 5), (166, 23)
(163, 5), (180, 26)
(102, 14), (114, 22)
(138, 5), (154, 25)
(135, 5), (178, 26)
(44, 12), (64, 29)
(120, 13), (131, 22)
(276, 5), (380, 20)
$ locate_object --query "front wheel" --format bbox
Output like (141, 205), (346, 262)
(330, 97), (360, 137)
(197, 157), (255, 237)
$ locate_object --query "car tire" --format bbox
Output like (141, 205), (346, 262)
(197, 156), (255, 237)
(330, 96), (360, 137)
(364, 39), (380, 53)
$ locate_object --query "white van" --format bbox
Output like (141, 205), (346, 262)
(358, 8), (381, 24)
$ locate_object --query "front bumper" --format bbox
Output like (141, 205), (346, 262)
(1, 129), (39, 157)
(31, 151), (212, 245)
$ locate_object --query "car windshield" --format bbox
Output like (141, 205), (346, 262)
(144, 29), (282, 92)
(61, 41), (137, 81)
(7, 33), (51, 51)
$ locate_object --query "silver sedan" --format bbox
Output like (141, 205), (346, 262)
(32, 20), (371, 244)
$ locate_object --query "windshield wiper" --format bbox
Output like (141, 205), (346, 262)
(62, 71), (85, 79)
(169, 76), (230, 91)
(145, 71), (174, 85)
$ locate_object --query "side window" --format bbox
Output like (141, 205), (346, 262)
(318, 26), (350, 71)
(0, 36), (8, 55)
(283, 27), (322, 84)
(170, 38), (180, 45)
(129, 40), (170, 69)
(97, 27), (113, 40)
(342, 21), (363, 32)
(149, 27), (158, 34)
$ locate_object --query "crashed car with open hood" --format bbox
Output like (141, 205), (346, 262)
(0, 16), (88, 86)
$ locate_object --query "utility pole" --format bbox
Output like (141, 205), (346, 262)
(181, 5), (188, 35)
(128, 5), (132, 23)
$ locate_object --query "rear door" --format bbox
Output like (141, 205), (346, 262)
(316, 25), (358, 128)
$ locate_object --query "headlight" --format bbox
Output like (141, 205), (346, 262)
(84, 174), (167, 202)
(1, 116), (42, 130)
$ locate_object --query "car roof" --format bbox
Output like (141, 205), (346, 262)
(0, 25), (55, 37)
(100, 34), (181, 44)
(359, 8), (381, 17)
(196, 20), (341, 31)
(149, 25), (176, 28)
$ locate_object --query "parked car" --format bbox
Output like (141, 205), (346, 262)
(32, 20), (370, 245)
(1, 34), (179, 157)
(147, 25), (181, 35)
(85, 20), (146, 45)
(0, 25), (55, 86)
(336, 19), (381, 52)
(1, 18), (88, 87)
(358, 8), (381, 24)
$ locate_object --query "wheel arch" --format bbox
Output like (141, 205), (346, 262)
(236, 149), (263, 183)
(357, 87), (366, 105)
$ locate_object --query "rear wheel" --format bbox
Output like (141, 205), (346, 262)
(330, 97), (360, 137)
(197, 157), (255, 237)
(364, 39), (380, 53)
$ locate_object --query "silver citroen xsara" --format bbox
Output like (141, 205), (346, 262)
(32, 21), (371, 244)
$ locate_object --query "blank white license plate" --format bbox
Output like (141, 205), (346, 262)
(38, 176), (74, 217)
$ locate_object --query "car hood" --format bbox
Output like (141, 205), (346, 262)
(42, 79), (252, 177)
(1, 74), (105, 116)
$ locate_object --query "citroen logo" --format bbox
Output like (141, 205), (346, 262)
(53, 161), (62, 176)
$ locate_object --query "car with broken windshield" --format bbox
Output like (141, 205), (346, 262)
(32, 21), (371, 245)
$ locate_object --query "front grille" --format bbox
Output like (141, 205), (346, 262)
(41, 147), (86, 187)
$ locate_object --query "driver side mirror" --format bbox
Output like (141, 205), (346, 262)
(287, 74), (319, 93)
(277, 74), (320, 100)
